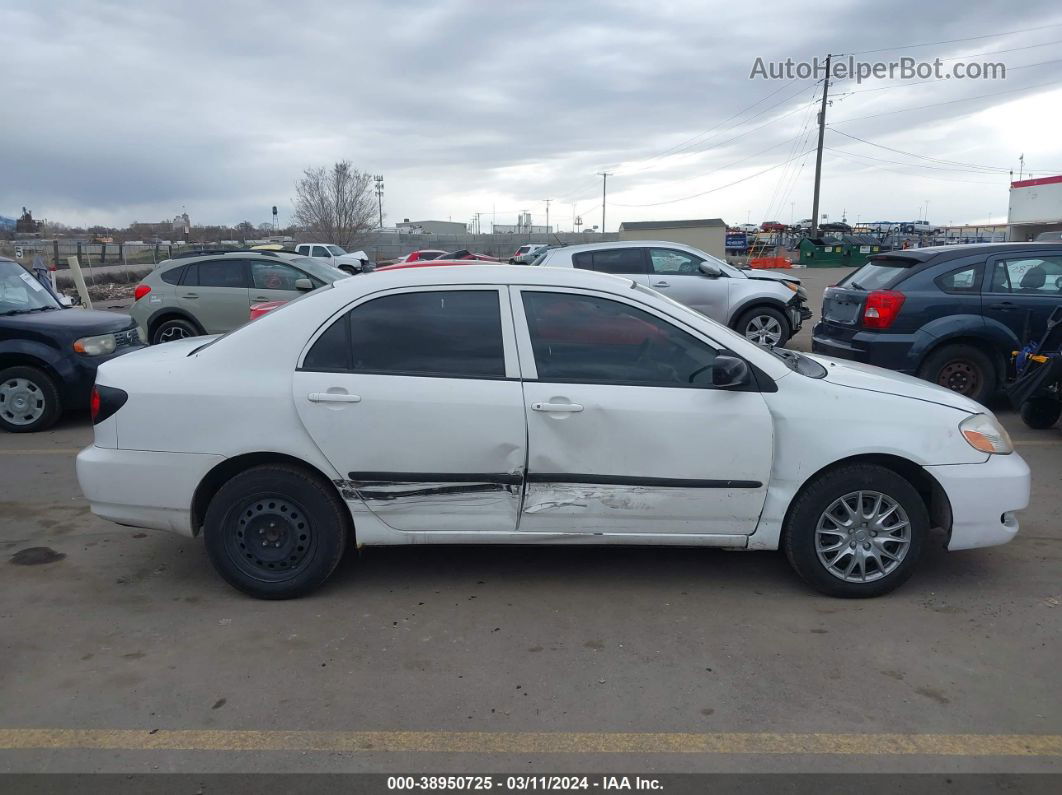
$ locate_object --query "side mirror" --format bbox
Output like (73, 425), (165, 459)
(699, 261), (721, 277)
(58, 295), (74, 307)
(294, 278), (314, 291)
(711, 355), (750, 388)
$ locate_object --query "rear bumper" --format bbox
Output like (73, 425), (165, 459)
(76, 445), (224, 537)
(926, 453), (1031, 551)
(811, 324), (916, 372)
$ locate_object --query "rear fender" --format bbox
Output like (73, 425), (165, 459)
(907, 315), (1015, 373)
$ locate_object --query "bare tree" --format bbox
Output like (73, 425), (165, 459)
(292, 161), (377, 247)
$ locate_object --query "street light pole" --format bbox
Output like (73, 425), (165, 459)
(373, 175), (384, 229)
(597, 173), (612, 233)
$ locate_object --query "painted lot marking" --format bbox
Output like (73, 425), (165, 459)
(0, 730), (1059, 756)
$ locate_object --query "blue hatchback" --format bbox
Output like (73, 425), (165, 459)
(812, 243), (1062, 404)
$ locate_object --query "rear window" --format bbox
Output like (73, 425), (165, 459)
(841, 258), (915, 291)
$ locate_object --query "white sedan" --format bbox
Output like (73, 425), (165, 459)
(76, 265), (1030, 599)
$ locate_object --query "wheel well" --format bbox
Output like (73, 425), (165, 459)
(147, 310), (204, 338)
(781, 453), (952, 541)
(729, 301), (790, 330)
(190, 452), (352, 538)
(919, 336), (1005, 384)
(0, 353), (63, 387)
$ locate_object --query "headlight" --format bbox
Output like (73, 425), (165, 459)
(959, 413), (1013, 455)
(73, 333), (117, 356)
(781, 281), (798, 292)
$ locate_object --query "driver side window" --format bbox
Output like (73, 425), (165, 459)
(649, 248), (702, 275)
(521, 291), (719, 387)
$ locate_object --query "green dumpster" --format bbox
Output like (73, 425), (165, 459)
(796, 237), (847, 267)
(841, 236), (882, 268)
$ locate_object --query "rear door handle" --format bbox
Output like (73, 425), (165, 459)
(181, 293), (198, 299)
(252, 295), (271, 301)
(652, 280), (670, 288)
(308, 392), (362, 403)
(531, 402), (583, 413)
(989, 302), (1016, 310)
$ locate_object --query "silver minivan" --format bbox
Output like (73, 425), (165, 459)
(534, 240), (811, 346)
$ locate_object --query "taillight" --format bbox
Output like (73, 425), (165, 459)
(133, 284), (151, 301)
(91, 385), (128, 424)
(863, 290), (906, 329)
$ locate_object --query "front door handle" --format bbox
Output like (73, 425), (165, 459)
(531, 402), (583, 413)
(652, 280), (670, 288)
(308, 392), (362, 403)
(252, 295), (271, 302)
(181, 293), (198, 299)
(989, 302), (1016, 310)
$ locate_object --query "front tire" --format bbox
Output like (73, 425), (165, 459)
(917, 344), (995, 404)
(203, 464), (350, 599)
(736, 306), (790, 347)
(1020, 397), (1061, 429)
(783, 464), (928, 598)
(0, 366), (62, 433)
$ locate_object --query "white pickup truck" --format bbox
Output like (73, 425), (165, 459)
(293, 243), (372, 274)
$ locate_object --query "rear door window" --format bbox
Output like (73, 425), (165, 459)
(160, 265), (186, 285)
(576, 249), (648, 274)
(192, 259), (248, 288)
(841, 258), (915, 291)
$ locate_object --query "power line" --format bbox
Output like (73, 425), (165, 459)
(825, 148), (1003, 185)
(830, 77), (1062, 124)
(840, 22), (1062, 56)
(610, 148), (816, 208)
(828, 129), (1010, 172)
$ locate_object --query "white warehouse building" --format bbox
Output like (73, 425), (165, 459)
(1008, 175), (1062, 241)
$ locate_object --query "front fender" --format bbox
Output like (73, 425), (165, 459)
(0, 338), (73, 380)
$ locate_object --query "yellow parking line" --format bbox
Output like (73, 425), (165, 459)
(0, 729), (1058, 756)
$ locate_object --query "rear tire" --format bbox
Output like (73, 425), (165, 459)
(783, 464), (928, 598)
(151, 317), (200, 345)
(0, 366), (62, 433)
(736, 306), (790, 347)
(203, 464), (350, 599)
(917, 343), (995, 404)
(1020, 397), (1061, 429)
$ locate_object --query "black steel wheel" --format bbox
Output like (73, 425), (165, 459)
(918, 344), (995, 404)
(204, 464), (350, 599)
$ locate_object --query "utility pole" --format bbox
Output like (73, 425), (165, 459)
(809, 53), (832, 240)
(597, 172), (612, 233)
(373, 175), (384, 229)
(543, 199), (552, 235)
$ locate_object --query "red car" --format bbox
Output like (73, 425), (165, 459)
(401, 249), (448, 263)
(374, 259), (493, 272)
(440, 249), (500, 262)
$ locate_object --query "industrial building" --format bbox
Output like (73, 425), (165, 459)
(1008, 175), (1062, 241)
(618, 218), (727, 259)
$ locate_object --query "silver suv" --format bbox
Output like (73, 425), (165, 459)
(534, 240), (811, 346)
(130, 251), (349, 344)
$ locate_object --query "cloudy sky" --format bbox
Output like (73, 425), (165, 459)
(3, 0), (1062, 232)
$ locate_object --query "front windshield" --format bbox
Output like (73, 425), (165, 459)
(326, 245), (347, 256)
(0, 262), (61, 314)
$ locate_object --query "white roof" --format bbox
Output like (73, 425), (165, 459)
(335, 263), (636, 293)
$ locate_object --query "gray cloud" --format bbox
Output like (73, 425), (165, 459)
(1, 0), (1060, 230)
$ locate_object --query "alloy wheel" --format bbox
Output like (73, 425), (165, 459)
(158, 325), (191, 343)
(745, 314), (783, 346)
(815, 490), (911, 583)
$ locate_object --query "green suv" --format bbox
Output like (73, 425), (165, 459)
(130, 251), (349, 344)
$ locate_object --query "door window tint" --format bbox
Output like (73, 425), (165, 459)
(990, 257), (1062, 294)
(649, 248), (702, 274)
(348, 290), (505, 377)
(591, 248), (647, 274)
(572, 252), (592, 270)
(935, 264), (982, 294)
(194, 259), (247, 288)
(251, 260), (313, 290)
(303, 316), (351, 371)
(522, 291), (719, 387)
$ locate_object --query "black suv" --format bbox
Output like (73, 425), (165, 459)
(0, 257), (144, 432)
(812, 243), (1062, 404)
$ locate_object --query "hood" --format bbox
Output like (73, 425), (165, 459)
(807, 353), (984, 413)
(0, 307), (135, 337)
(745, 270), (801, 285)
(335, 250), (368, 264)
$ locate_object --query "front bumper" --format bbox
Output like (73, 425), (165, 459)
(926, 453), (1031, 551)
(787, 297), (812, 332)
(76, 445), (224, 536)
